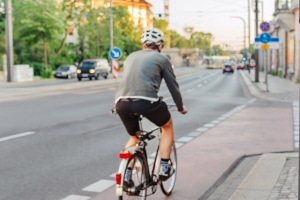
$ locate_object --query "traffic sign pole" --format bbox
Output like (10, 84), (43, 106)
(112, 59), (119, 79)
(109, 47), (122, 79)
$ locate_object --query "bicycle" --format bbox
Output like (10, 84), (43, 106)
(113, 104), (177, 200)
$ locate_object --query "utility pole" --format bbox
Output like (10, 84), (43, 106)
(247, 0), (250, 48)
(109, 0), (113, 50)
(164, 0), (170, 48)
(109, 0), (113, 71)
(5, 0), (13, 82)
(254, 0), (259, 82)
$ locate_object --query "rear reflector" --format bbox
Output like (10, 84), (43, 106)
(119, 152), (132, 159)
(116, 173), (121, 184)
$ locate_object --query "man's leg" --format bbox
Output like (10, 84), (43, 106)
(159, 118), (174, 159)
(125, 136), (139, 149)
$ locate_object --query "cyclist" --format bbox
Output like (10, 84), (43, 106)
(115, 28), (188, 181)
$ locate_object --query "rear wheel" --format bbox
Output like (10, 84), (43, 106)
(160, 141), (177, 196)
(120, 152), (148, 200)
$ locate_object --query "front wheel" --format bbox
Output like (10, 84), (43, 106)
(119, 152), (148, 200)
(160, 141), (177, 196)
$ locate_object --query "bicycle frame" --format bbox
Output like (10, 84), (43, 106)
(115, 115), (162, 197)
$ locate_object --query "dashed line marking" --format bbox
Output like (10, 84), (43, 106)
(175, 142), (184, 149)
(293, 101), (299, 149)
(196, 127), (209, 132)
(0, 131), (35, 142)
(82, 179), (115, 193)
(61, 195), (90, 200)
(188, 131), (202, 137)
(203, 123), (215, 128)
(177, 136), (193, 143)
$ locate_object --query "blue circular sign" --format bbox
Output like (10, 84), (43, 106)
(260, 22), (270, 32)
(109, 47), (122, 59)
(259, 33), (271, 44)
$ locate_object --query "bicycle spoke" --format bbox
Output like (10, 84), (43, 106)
(121, 154), (147, 200)
(160, 142), (177, 196)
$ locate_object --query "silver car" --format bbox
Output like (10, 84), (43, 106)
(53, 65), (77, 79)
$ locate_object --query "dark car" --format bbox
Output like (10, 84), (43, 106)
(53, 65), (77, 79)
(76, 59), (110, 81)
(222, 62), (235, 74)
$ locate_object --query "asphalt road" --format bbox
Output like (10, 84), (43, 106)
(0, 67), (255, 200)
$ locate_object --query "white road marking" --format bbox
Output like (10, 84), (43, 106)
(293, 101), (299, 149)
(188, 131), (202, 137)
(61, 195), (90, 200)
(177, 136), (193, 143)
(203, 123), (215, 128)
(83, 179), (115, 193)
(196, 127), (209, 132)
(211, 120), (220, 124)
(0, 131), (35, 142)
(175, 142), (184, 149)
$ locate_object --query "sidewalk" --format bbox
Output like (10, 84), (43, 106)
(207, 69), (299, 200)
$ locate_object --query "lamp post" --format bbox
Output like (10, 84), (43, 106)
(230, 16), (246, 53)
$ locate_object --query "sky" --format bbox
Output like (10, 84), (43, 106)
(146, 0), (275, 50)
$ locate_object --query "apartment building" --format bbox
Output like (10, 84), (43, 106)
(65, 0), (153, 44)
(269, 0), (299, 81)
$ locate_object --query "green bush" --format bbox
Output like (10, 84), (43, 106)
(28, 62), (44, 76)
(271, 70), (277, 76)
(41, 68), (53, 78)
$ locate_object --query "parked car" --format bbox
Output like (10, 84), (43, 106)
(237, 61), (245, 70)
(249, 59), (256, 68)
(76, 59), (110, 81)
(53, 65), (77, 79)
(222, 62), (235, 74)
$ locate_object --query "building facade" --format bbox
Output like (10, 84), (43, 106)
(65, 0), (153, 45)
(269, 0), (299, 81)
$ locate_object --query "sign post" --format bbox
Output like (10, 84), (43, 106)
(253, 21), (277, 92)
(109, 47), (122, 79)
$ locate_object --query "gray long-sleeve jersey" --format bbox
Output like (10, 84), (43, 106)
(115, 49), (184, 111)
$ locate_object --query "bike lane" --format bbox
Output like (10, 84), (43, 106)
(89, 100), (294, 200)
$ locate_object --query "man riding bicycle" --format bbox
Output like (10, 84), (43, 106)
(115, 28), (188, 182)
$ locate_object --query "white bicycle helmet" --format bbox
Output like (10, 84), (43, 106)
(141, 28), (164, 45)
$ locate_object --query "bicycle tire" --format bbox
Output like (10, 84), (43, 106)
(119, 152), (148, 200)
(160, 141), (177, 196)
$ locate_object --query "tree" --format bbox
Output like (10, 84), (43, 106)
(14, 0), (67, 77)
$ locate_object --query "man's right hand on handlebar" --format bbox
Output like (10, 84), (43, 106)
(178, 105), (188, 114)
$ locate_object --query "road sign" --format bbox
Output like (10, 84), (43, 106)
(259, 33), (271, 44)
(109, 47), (122, 60)
(260, 21), (270, 32)
(254, 36), (279, 49)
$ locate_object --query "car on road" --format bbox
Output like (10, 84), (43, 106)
(53, 65), (77, 79)
(222, 61), (235, 74)
(76, 59), (110, 81)
(236, 61), (245, 70)
(249, 59), (256, 68)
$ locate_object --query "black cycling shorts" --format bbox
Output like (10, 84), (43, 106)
(115, 99), (171, 136)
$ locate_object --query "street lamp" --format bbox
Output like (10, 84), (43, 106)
(230, 16), (246, 53)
